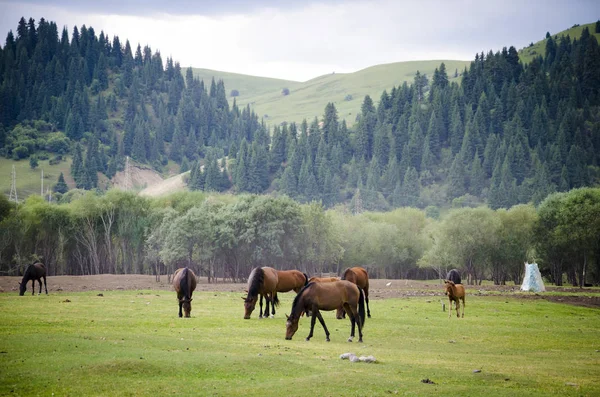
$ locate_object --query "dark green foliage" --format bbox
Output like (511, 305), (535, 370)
(53, 172), (69, 193)
(3, 16), (600, 211)
(29, 155), (39, 169)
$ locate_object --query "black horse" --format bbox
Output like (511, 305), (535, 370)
(19, 263), (48, 296)
(446, 269), (462, 285)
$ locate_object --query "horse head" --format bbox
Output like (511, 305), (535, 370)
(444, 280), (456, 295)
(285, 314), (298, 340)
(18, 281), (26, 296)
(243, 296), (257, 319)
(180, 298), (193, 317)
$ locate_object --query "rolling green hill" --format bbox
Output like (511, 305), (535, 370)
(518, 21), (600, 64)
(193, 60), (470, 127)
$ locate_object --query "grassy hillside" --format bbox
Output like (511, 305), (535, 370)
(0, 157), (73, 201)
(519, 21), (600, 64)
(194, 60), (470, 127)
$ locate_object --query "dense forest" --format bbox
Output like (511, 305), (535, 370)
(1, 18), (600, 209)
(0, 18), (599, 286)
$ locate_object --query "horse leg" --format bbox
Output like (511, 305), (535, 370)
(455, 299), (460, 318)
(178, 300), (183, 318)
(37, 279), (42, 295)
(271, 292), (277, 318)
(306, 309), (318, 341)
(43, 276), (48, 294)
(461, 297), (465, 318)
(314, 310), (330, 342)
(344, 303), (356, 342)
(31, 280), (35, 296)
(365, 289), (371, 318)
(259, 294), (265, 318)
(448, 298), (452, 319)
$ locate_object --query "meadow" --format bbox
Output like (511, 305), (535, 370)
(1, 281), (599, 397)
(193, 59), (470, 127)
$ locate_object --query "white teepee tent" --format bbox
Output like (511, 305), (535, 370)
(520, 262), (546, 292)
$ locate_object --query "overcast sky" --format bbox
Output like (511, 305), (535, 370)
(0, 0), (598, 81)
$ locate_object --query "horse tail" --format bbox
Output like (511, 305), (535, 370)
(180, 267), (190, 299)
(358, 287), (366, 327)
(273, 293), (280, 307)
(303, 273), (309, 286)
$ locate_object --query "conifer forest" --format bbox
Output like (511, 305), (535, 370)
(1, 17), (599, 286)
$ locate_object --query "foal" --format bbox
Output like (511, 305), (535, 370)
(444, 280), (465, 318)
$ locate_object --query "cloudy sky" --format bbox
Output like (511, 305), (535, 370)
(0, 0), (598, 81)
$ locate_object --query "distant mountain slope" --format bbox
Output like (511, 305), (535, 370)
(519, 21), (600, 63)
(194, 60), (470, 126)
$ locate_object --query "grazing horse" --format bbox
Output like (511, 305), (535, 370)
(173, 267), (197, 318)
(308, 276), (339, 283)
(243, 267), (307, 319)
(337, 267), (371, 319)
(446, 269), (462, 284)
(444, 280), (465, 318)
(243, 266), (279, 319)
(19, 263), (48, 296)
(285, 281), (365, 342)
(275, 269), (308, 295)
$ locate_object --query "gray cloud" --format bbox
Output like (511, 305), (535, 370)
(0, 0), (598, 81)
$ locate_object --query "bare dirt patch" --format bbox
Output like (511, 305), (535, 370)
(2, 275), (598, 308)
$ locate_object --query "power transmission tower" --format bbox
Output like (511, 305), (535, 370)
(124, 156), (132, 191)
(9, 165), (18, 204)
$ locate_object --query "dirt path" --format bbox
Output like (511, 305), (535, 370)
(2, 275), (599, 308)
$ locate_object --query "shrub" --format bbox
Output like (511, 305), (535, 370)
(344, 94), (353, 101)
(13, 146), (29, 159)
(230, 89), (240, 97)
(49, 155), (63, 165)
(281, 88), (290, 96)
(46, 133), (71, 154)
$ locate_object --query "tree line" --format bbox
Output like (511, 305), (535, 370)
(1, 18), (599, 211)
(0, 187), (598, 286)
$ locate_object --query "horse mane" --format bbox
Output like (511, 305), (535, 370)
(290, 282), (314, 318)
(179, 267), (190, 299)
(247, 267), (264, 300)
(302, 273), (309, 286)
(341, 268), (351, 281)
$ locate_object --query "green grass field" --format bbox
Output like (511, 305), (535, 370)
(1, 288), (599, 396)
(193, 60), (470, 127)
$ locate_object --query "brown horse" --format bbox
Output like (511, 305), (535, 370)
(19, 263), (48, 296)
(337, 267), (371, 319)
(243, 267), (307, 319)
(243, 266), (279, 319)
(285, 281), (365, 342)
(274, 269), (308, 299)
(308, 276), (339, 283)
(444, 280), (465, 318)
(173, 267), (197, 318)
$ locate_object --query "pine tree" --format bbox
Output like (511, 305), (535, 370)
(53, 172), (69, 193)
(401, 167), (420, 207)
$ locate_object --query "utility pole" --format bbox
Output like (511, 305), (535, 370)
(9, 165), (18, 204)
